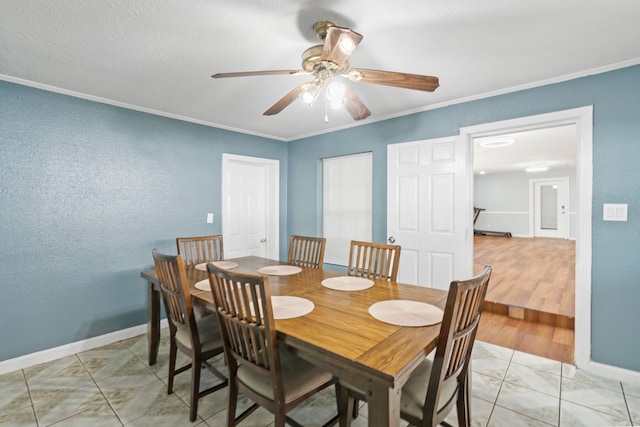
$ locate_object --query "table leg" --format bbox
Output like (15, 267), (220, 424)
(367, 383), (401, 427)
(147, 281), (160, 365)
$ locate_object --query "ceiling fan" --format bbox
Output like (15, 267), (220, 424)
(212, 21), (439, 122)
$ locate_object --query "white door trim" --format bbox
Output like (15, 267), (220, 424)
(460, 106), (593, 370)
(221, 153), (279, 260)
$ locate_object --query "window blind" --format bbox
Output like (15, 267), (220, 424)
(322, 152), (372, 265)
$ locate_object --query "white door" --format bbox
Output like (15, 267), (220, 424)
(222, 154), (279, 259)
(387, 136), (471, 290)
(531, 177), (569, 239)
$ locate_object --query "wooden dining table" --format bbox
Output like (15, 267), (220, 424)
(140, 256), (447, 427)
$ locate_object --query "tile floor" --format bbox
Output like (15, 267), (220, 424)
(1, 328), (639, 426)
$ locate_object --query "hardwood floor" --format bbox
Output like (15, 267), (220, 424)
(474, 235), (575, 317)
(476, 312), (575, 364)
(473, 235), (575, 364)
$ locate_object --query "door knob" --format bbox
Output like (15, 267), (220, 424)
(260, 238), (267, 243)
(388, 236), (396, 244)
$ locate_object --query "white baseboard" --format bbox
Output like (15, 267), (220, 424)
(3, 320), (639, 386)
(0, 319), (168, 375)
(581, 359), (640, 385)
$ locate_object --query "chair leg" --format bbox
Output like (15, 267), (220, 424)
(189, 354), (202, 422)
(227, 379), (238, 426)
(167, 339), (177, 394)
(456, 375), (471, 427)
(351, 398), (359, 419)
(336, 383), (354, 427)
(274, 417), (285, 427)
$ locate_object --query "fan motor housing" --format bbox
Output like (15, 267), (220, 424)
(301, 44), (349, 74)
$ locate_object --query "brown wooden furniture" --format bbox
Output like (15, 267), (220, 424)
(340, 265), (492, 427)
(347, 240), (402, 417)
(287, 234), (326, 269)
(176, 234), (224, 265)
(141, 256), (448, 427)
(207, 264), (339, 426)
(401, 265), (491, 427)
(347, 240), (401, 281)
(151, 249), (228, 422)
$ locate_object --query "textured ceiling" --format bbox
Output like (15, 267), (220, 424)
(474, 125), (577, 174)
(1, 0), (639, 142)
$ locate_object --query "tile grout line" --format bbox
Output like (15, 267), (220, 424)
(75, 351), (126, 427)
(483, 347), (514, 426)
(620, 383), (634, 426)
(558, 363), (564, 427)
(20, 368), (40, 427)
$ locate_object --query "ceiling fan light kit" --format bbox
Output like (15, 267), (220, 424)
(212, 20), (439, 122)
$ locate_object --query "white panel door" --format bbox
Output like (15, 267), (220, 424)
(387, 136), (471, 290)
(222, 154), (279, 259)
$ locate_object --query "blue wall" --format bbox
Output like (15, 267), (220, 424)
(2, 65), (640, 372)
(0, 81), (287, 360)
(287, 65), (640, 372)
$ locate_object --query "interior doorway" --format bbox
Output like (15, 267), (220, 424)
(460, 106), (593, 368)
(221, 153), (279, 259)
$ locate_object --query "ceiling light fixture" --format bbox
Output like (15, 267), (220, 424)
(301, 81), (322, 105)
(339, 37), (356, 53)
(326, 81), (346, 109)
(525, 166), (549, 172)
(478, 137), (516, 148)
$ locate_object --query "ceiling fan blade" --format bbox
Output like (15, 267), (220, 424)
(321, 26), (363, 67)
(347, 68), (439, 92)
(342, 85), (371, 121)
(263, 83), (309, 116)
(212, 70), (306, 78)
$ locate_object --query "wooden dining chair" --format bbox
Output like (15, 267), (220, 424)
(340, 265), (493, 427)
(206, 263), (340, 427)
(347, 240), (401, 281)
(346, 240), (402, 417)
(152, 249), (228, 422)
(287, 234), (326, 269)
(176, 234), (224, 265)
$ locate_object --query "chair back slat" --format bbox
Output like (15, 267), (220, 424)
(287, 235), (326, 269)
(424, 265), (492, 424)
(347, 240), (401, 281)
(152, 250), (194, 333)
(177, 235), (224, 265)
(207, 266), (279, 373)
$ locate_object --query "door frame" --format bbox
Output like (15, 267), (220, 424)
(530, 177), (570, 238)
(221, 153), (279, 259)
(460, 106), (593, 369)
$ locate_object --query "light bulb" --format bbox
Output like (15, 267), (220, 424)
(300, 83), (321, 105)
(326, 82), (345, 109)
(339, 37), (355, 53)
(326, 82), (344, 98)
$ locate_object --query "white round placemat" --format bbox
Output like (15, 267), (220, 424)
(321, 276), (374, 291)
(257, 265), (302, 276)
(194, 279), (210, 291)
(271, 296), (314, 319)
(368, 300), (444, 327)
(195, 261), (239, 271)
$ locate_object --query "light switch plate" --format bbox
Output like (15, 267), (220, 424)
(206, 213), (214, 223)
(603, 203), (628, 221)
